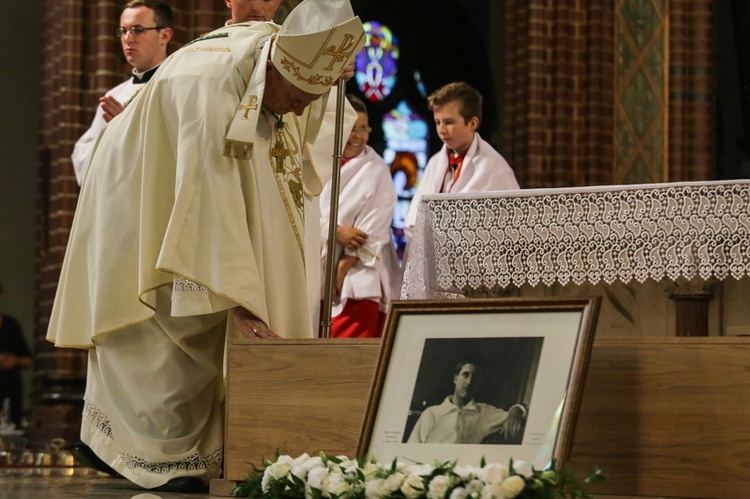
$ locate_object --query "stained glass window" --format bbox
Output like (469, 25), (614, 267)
(355, 21), (399, 102)
(381, 100), (429, 260)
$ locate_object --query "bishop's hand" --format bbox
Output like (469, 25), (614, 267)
(231, 307), (280, 339)
(338, 62), (355, 82)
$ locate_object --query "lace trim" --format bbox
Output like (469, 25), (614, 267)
(173, 276), (209, 302)
(403, 181), (750, 298)
(83, 398), (114, 441)
(82, 400), (222, 476)
(121, 447), (223, 475)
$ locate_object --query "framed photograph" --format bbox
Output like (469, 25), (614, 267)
(357, 297), (601, 468)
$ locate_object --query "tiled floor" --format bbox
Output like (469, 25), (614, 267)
(0, 467), (669, 499)
(0, 467), (231, 499)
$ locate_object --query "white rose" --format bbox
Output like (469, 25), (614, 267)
(453, 465), (477, 481)
(344, 463), (360, 475)
(334, 456), (357, 471)
(499, 476), (525, 498)
(427, 474), (453, 499)
(480, 482), (506, 499)
(306, 466), (329, 491)
(401, 473), (427, 498)
(479, 463), (507, 484)
(384, 471), (406, 492)
(268, 460), (293, 479)
(466, 478), (484, 495)
(262, 459), (293, 491)
(325, 471), (352, 496)
(449, 486), (469, 499)
(293, 455), (323, 479)
(362, 462), (381, 479)
(511, 460), (532, 478)
(365, 477), (389, 498)
(405, 463), (434, 476)
(261, 469), (271, 491)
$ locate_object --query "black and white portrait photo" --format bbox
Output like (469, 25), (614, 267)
(402, 337), (543, 445)
(358, 299), (599, 467)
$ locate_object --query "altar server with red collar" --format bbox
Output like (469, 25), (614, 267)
(319, 94), (398, 338)
(403, 81), (520, 239)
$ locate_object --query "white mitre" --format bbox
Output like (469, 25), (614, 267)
(223, 0), (365, 159)
(271, 0), (366, 95)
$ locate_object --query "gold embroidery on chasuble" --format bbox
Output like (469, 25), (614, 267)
(123, 87), (144, 107)
(240, 96), (259, 120)
(170, 47), (231, 56)
(267, 113), (305, 260)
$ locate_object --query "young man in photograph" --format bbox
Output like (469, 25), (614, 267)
(408, 360), (526, 444)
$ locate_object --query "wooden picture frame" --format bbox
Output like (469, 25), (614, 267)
(357, 297), (601, 468)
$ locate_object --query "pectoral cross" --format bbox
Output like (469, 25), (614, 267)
(271, 121), (290, 173)
(322, 34), (356, 71)
(239, 95), (259, 120)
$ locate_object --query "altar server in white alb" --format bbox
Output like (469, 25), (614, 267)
(320, 94), (398, 338)
(71, 0), (173, 185)
(47, 0), (364, 493)
(403, 81), (520, 239)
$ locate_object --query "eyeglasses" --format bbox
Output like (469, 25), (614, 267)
(351, 126), (372, 134)
(116, 26), (165, 38)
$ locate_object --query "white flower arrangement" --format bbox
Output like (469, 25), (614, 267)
(232, 452), (604, 499)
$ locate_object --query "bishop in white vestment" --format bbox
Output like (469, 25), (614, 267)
(47, 2), (365, 491)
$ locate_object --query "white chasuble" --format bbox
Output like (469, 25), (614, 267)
(48, 22), (314, 348)
(44, 21), (342, 488)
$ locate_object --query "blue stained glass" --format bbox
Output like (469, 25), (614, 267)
(355, 21), (399, 102)
(380, 100), (429, 261)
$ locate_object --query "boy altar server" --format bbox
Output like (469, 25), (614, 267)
(404, 81), (519, 239)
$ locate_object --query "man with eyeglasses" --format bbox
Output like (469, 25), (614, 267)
(319, 94), (398, 338)
(71, 0), (173, 185)
(48, 0), (363, 493)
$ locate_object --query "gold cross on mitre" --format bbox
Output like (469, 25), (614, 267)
(239, 95), (259, 120)
(322, 34), (356, 71)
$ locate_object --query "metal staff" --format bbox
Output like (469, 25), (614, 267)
(320, 81), (348, 338)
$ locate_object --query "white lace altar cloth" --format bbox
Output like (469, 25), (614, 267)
(402, 180), (750, 299)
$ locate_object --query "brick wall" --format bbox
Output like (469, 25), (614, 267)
(501, 0), (615, 188)
(501, 0), (715, 188)
(668, 0), (715, 181)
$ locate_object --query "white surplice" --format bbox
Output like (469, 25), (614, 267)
(404, 133), (520, 238)
(71, 66), (161, 186)
(319, 146), (398, 315)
